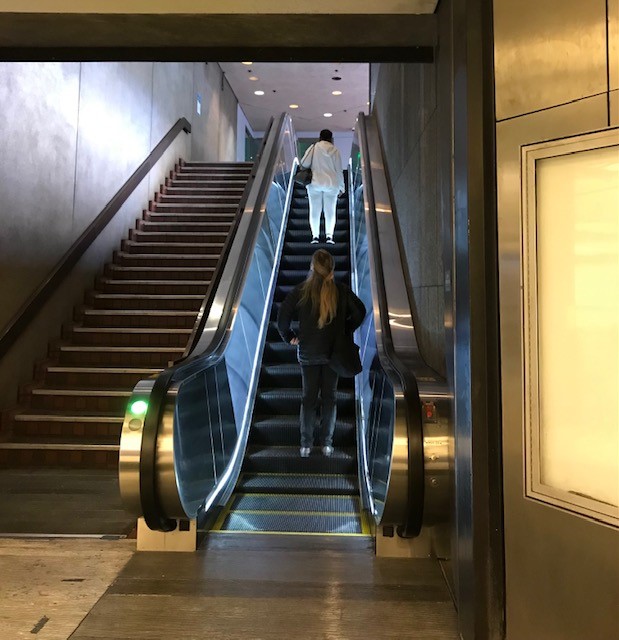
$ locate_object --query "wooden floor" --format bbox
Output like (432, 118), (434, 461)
(69, 534), (459, 640)
(0, 538), (134, 640)
(0, 469), (135, 536)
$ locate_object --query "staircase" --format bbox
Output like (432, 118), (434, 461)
(0, 161), (252, 470)
(212, 182), (369, 537)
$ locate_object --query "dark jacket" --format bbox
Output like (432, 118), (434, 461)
(277, 282), (366, 365)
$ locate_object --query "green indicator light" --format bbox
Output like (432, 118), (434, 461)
(130, 400), (148, 416)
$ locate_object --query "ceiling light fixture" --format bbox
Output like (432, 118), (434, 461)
(242, 61), (253, 65)
(323, 113), (333, 118)
(249, 76), (259, 81)
(289, 104), (299, 109)
(332, 90), (342, 96)
(254, 90), (265, 96)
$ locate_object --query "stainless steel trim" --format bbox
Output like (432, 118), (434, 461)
(355, 113), (451, 533)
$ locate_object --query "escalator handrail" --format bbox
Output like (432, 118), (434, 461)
(137, 113), (289, 531)
(356, 112), (429, 536)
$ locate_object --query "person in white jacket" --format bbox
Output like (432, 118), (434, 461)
(299, 129), (345, 244)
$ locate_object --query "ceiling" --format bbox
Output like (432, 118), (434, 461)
(219, 62), (369, 133)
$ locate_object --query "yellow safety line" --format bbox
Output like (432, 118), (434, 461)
(211, 497), (235, 531)
(360, 510), (372, 536)
(235, 492), (360, 501)
(226, 509), (361, 517)
(210, 529), (371, 538)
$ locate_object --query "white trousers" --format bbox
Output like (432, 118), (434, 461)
(306, 184), (339, 239)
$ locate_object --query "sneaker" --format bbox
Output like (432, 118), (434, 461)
(310, 237), (319, 244)
(326, 236), (335, 245)
(300, 447), (311, 458)
(322, 446), (334, 457)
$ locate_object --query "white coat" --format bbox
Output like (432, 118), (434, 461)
(300, 141), (344, 193)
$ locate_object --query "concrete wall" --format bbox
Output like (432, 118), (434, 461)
(372, 61), (449, 378)
(0, 62), (237, 409)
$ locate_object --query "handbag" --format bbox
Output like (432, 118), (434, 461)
(294, 144), (315, 186)
(329, 285), (362, 378)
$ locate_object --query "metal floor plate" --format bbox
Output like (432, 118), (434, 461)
(221, 512), (363, 535)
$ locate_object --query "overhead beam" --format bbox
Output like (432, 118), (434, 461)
(0, 13), (436, 61)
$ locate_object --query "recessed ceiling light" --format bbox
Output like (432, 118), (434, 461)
(249, 76), (259, 81)
(367, 101), (370, 105)
(242, 61), (253, 65)
(332, 90), (342, 96)
(254, 90), (265, 96)
(289, 104), (299, 109)
(323, 113), (333, 118)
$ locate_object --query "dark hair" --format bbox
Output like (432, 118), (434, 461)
(319, 129), (333, 143)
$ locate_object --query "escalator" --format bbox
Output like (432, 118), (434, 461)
(210, 181), (368, 536)
(119, 112), (450, 546)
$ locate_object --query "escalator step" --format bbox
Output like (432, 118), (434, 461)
(230, 493), (360, 514)
(221, 511), (363, 534)
(238, 473), (358, 495)
(243, 445), (356, 474)
(254, 388), (355, 414)
(250, 415), (356, 446)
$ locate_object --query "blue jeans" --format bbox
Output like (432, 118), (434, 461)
(300, 364), (338, 448)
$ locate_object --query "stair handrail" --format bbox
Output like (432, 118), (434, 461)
(0, 117), (191, 361)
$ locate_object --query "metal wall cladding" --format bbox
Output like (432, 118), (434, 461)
(493, 0), (609, 121)
(495, 0), (619, 630)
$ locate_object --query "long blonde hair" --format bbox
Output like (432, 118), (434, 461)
(299, 250), (338, 329)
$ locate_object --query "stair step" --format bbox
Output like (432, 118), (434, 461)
(12, 411), (124, 438)
(122, 240), (225, 255)
(151, 202), (238, 214)
(162, 186), (245, 198)
(78, 308), (197, 329)
(143, 212), (236, 224)
(0, 437), (119, 469)
(129, 230), (229, 243)
(87, 292), (204, 311)
(104, 264), (215, 281)
(114, 251), (221, 268)
(156, 194), (242, 205)
(172, 173), (248, 182)
(27, 387), (132, 413)
(43, 365), (161, 387)
(67, 326), (191, 347)
(55, 344), (183, 366)
(167, 179), (247, 190)
(95, 279), (209, 295)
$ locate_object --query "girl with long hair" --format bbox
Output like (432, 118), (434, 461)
(277, 250), (366, 457)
